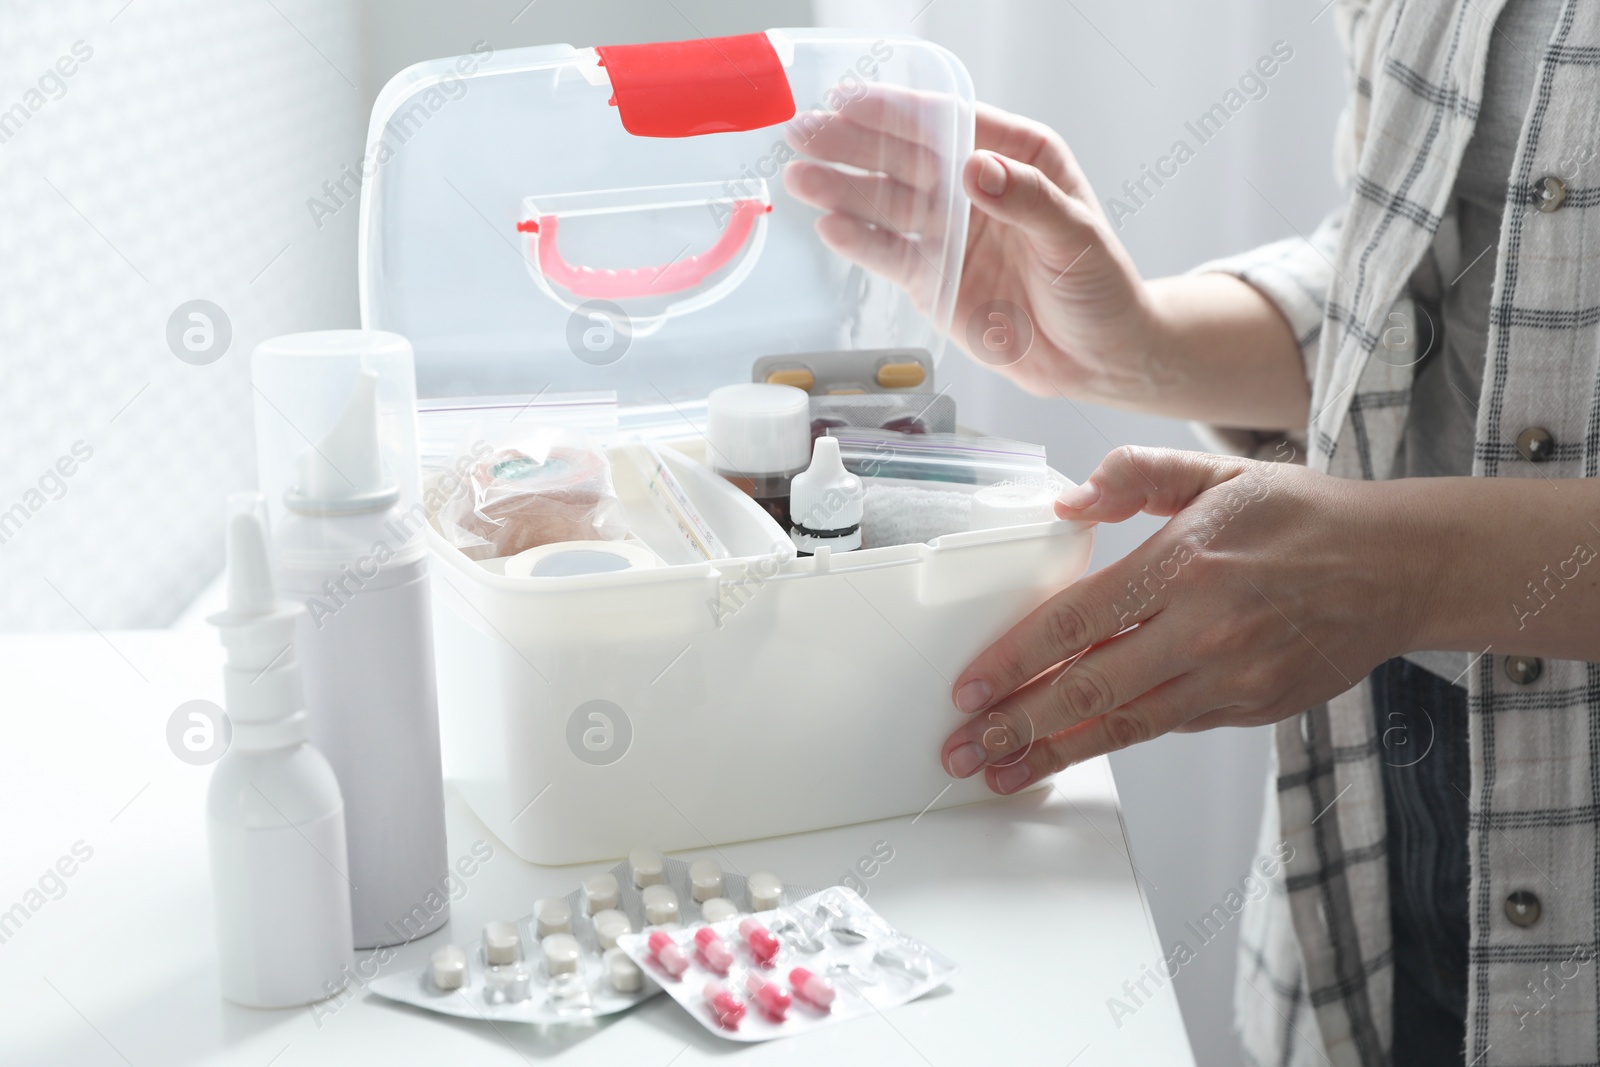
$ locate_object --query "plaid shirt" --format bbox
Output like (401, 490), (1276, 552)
(1194, 1), (1600, 1064)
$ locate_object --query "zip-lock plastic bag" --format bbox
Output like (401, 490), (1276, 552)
(416, 391), (619, 473)
(617, 885), (957, 1042)
(368, 855), (813, 1024)
(809, 392), (957, 439)
(436, 424), (630, 560)
(830, 428), (1049, 486)
(827, 429), (1060, 547)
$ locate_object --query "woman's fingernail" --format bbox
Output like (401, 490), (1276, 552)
(1058, 480), (1100, 510)
(954, 679), (992, 713)
(993, 762), (1033, 793)
(947, 742), (987, 778)
(976, 153), (1007, 197)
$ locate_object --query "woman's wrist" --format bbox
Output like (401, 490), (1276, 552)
(1133, 274), (1311, 429)
(1363, 477), (1453, 659)
(1365, 475), (1600, 662)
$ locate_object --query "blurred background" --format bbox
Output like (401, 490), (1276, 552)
(0, 0), (1343, 1061)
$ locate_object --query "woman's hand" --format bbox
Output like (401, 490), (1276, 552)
(941, 446), (1436, 795)
(782, 93), (1310, 428)
(784, 95), (1159, 401)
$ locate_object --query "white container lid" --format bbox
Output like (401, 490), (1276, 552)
(706, 383), (811, 476)
(357, 30), (975, 407)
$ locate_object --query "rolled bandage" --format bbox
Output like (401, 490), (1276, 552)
(689, 858), (723, 903)
(747, 870), (782, 911)
(630, 846), (665, 888)
(431, 944), (467, 990)
(967, 482), (1058, 531)
(541, 933), (580, 976)
(503, 539), (660, 578)
(534, 897), (571, 938)
(642, 883), (680, 926)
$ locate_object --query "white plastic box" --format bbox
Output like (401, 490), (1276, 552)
(359, 29), (1094, 864)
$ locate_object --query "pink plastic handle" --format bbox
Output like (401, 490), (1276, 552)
(520, 198), (768, 300)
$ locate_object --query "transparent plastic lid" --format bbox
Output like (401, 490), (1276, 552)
(251, 330), (422, 536)
(358, 29), (975, 408)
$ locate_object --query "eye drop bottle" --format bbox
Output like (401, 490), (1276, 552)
(252, 331), (448, 950)
(788, 436), (864, 555)
(207, 494), (353, 1008)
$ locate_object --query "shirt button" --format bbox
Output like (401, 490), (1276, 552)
(1504, 656), (1543, 685)
(1536, 175), (1568, 212)
(1516, 426), (1555, 462)
(1506, 890), (1543, 928)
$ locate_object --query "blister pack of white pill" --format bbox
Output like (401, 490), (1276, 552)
(369, 847), (813, 1024)
(616, 885), (957, 1042)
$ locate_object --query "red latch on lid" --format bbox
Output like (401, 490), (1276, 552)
(594, 32), (796, 138)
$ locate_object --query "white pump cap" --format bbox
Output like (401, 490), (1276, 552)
(790, 436), (863, 534)
(285, 368), (400, 515)
(251, 330), (420, 534)
(706, 383), (811, 477)
(207, 493), (307, 736)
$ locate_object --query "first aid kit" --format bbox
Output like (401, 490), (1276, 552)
(357, 28), (1095, 865)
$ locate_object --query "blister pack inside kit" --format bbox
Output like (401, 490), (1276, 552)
(618, 886), (956, 1042)
(368, 855), (813, 1023)
(359, 29), (1095, 864)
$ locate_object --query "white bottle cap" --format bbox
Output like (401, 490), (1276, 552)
(251, 330), (420, 532)
(706, 383), (811, 477)
(207, 493), (308, 738)
(286, 368), (399, 515)
(789, 436), (863, 534)
(967, 482), (1058, 531)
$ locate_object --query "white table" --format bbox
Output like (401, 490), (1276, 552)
(0, 631), (1194, 1066)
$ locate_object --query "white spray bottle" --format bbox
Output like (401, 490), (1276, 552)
(207, 494), (354, 1008)
(252, 331), (448, 950)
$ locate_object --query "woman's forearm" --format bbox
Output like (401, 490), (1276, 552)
(1387, 476), (1600, 662)
(1090, 273), (1311, 431)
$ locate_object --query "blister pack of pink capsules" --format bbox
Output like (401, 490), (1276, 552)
(617, 885), (957, 1042)
(368, 848), (811, 1025)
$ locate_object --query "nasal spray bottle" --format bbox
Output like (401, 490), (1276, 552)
(252, 331), (447, 950)
(207, 494), (353, 1007)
